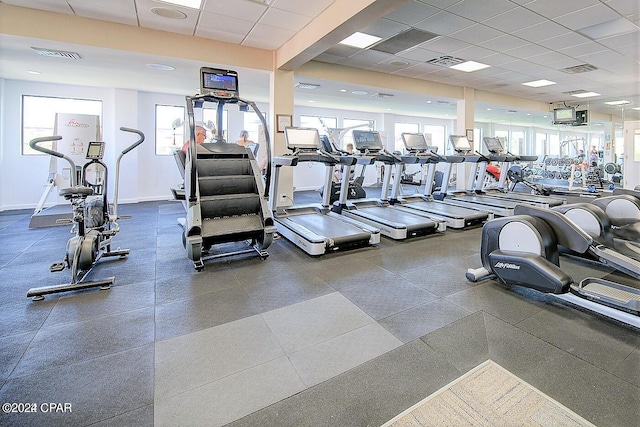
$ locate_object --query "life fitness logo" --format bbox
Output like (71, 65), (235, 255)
(65, 119), (90, 128)
(494, 262), (521, 270)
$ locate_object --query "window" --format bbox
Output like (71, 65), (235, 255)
(394, 122), (420, 152)
(155, 104), (185, 155)
(423, 124), (446, 154)
(242, 111), (264, 144)
(510, 131), (524, 155)
(535, 133), (547, 156)
(300, 115), (338, 136)
(549, 133), (560, 156)
(202, 108), (228, 142)
(22, 95), (102, 155)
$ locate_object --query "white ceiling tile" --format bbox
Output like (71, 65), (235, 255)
(554, 4), (621, 31)
(270, 0), (334, 18)
(449, 24), (504, 44)
(597, 31), (640, 48)
(241, 35), (282, 50)
(482, 52), (519, 66)
(396, 46), (442, 62)
(246, 23), (295, 47)
(575, 49), (632, 69)
(604, 0), (640, 17)
(523, 0), (601, 19)
(537, 32), (593, 51)
(198, 12), (255, 35)
(339, 50), (392, 68)
(482, 6), (546, 33)
(258, 8), (310, 32)
(447, 0), (517, 22)
(195, 27), (245, 43)
(313, 53), (346, 64)
(415, 0), (460, 9)
(504, 43), (551, 58)
(451, 44), (495, 60)
(420, 36), (470, 54)
(1, 0), (73, 14)
(361, 18), (411, 39)
(413, 11), (475, 36)
(324, 44), (360, 58)
(479, 35), (529, 52)
(68, 1), (138, 26)
(557, 41), (608, 57)
(202, 0), (267, 21)
(512, 20), (570, 42)
(384, 1), (440, 26)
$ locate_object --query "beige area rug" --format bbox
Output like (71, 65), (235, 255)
(381, 360), (596, 427)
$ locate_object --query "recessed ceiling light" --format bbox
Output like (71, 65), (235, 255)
(572, 91), (600, 98)
(578, 17), (638, 39)
(151, 7), (187, 19)
(153, 0), (202, 9)
(605, 100), (631, 105)
(27, 70), (41, 74)
(450, 61), (490, 72)
(339, 32), (382, 49)
(351, 90), (368, 95)
(339, 89), (347, 93)
(147, 63), (175, 71)
(633, 107), (640, 111)
(523, 79), (556, 87)
(308, 100), (315, 103)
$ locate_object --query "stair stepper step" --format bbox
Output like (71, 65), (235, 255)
(200, 193), (261, 218)
(196, 158), (252, 177)
(199, 175), (257, 196)
(202, 214), (265, 239)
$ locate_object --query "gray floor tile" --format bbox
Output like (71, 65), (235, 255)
(379, 298), (471, 343)
(0, 299), (57, 337)
(155, 265), (240, 305)
(401, 260), (481, 296)
(90, 404), (153, 427)
(340, 276), (438, 320)
(261, 292), (374, 353)
(155, 314), (285, 400)
(154, 356), (305, 427)
(310, 257), (397, 291)
(289, 323), (402, 387)
(11, 307), (154, 378)
(154, 286), (258, 341)
(0, 344), (154, 427)
(242, 271), (334, 312)
(0, 331), (35, 385)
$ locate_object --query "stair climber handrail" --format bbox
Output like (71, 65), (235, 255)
(239, 98), (271, 199)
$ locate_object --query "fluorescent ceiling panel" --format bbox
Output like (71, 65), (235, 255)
(522, 79), (556, 87)
(154, 0), (203, 9)
(450, 61), (490, 72)
(578, 18), (639, 40)
(604, 100), (631, 105)
(339, 32), (382, 49)
(572, 91), (600, 98)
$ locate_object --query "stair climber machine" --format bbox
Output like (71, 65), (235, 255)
(332, 130), (445, 240)
(26, 127), (145, 300)
(389, 132), (491, 229)
(183, 67), (276, 270)
(466, 204), (640, 328)
(480, 137), (565, 207)
(269, 126), (380, 256)
(434, 135), (543, 217)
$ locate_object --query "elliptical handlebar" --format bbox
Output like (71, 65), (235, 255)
(119, 127), (145, 155)
(112, 127), (145, 221)
(29, 135), (78, 187)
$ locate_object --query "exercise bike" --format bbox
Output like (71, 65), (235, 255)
(26, 127), (145, 300)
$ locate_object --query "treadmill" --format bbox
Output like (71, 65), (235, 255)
(332, 130), (445, 240)
(434, 135), (541, 217)
(269, 127), (380, 256)
(477, 136), (565, 207)
(388, 133), (491, 229)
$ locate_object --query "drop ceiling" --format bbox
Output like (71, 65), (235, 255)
(0, 0), (638, 126)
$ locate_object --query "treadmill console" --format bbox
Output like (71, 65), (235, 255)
(401, 133), (428, 152)
(200, 67), (239, 99)
(86, 141), (105, 160)
(352, 130), (383, 152)
(449, 135), (472, 154)
(284, 127), (321, 151)
(483, 137), (504, 154)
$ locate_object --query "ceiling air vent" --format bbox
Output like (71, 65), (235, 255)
(294, 82), (320, 90)
(31, 47), (81, 59)
(427, 56), (464, 67)
(560, 64), (597, 74)
(372, 93), (394, 98)
(370, 29), (439, 55)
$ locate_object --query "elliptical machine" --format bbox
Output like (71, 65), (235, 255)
(27, 127), (145, 300)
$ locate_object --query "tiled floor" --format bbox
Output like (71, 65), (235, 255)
(0, 197), (638, 427)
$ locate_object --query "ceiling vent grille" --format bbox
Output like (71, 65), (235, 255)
(372, 93), (394, 98)
(560, 64), (597, 74)
(370, 29), (439, 55)
(427, 55), (464, 67)
(294, 82), (320, 90)
(31, 47), (81, 59)
(564, 89), (589, 96)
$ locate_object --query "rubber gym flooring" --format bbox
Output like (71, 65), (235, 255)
(0, 194), (638, 426)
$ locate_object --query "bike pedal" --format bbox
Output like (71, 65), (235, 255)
(50, 262), (66, 272)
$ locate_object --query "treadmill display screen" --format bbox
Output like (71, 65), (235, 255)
(352, 130), (383, 151)
(200, 67), (238, 98)
(86, 141), (104, 159)
(284, 127), (321, 150)
(401, 133), (427, 151)
(449, 135), (472, 153)
(483, 137), (504, 153)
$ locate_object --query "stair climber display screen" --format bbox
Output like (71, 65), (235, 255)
(200, 68), (239, 99)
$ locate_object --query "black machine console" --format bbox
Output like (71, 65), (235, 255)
(200, 67), (239, 99)
(449, 135), (473, 153)
(284, 127), (321, 151)
(352, 130), (383, 152)
(86, 141), (105, 160)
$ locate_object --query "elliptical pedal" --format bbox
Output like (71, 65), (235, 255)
(50, 262), (66, 272)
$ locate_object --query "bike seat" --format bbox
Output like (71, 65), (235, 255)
(59, 186), (94, 199)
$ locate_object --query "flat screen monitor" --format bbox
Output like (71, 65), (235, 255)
(483, 136), (504, 153)
(200, 67), (239, 98)
(449, 135), (472, 153)
(86, 141), (105, 159)
(553, 107), (576, 124)
(284, 127), (321, 150)
(352, 130), (383, 151)
(401, 133), (428, 151)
